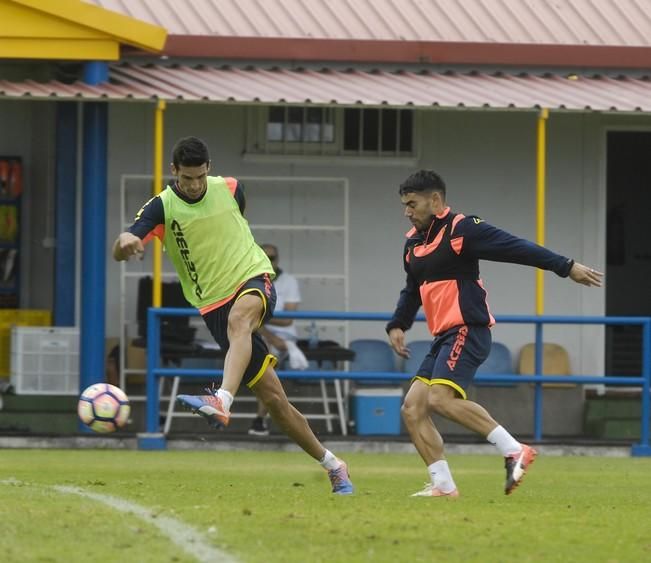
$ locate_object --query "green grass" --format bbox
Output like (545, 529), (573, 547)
(1, 450), (650, 562)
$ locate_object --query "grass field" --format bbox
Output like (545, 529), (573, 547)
(1, 449), (650, 562)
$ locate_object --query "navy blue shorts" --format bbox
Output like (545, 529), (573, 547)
(413, 325), (491, 399)
(201, 273), (277, 388)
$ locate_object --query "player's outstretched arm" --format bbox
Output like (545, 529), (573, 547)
(569, 262), (603, 287)
(112, 232), (144, 262)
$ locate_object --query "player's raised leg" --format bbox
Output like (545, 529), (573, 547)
(221, 293), (263, 396)
(177, 287), (269, 429)
(253, 364), (354, 495)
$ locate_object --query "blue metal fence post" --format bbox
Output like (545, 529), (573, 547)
(137, 307), (166, 450)
(533, 321), (544, 441)
(146, 307), (161, 433)
(631, 318), (651, 456)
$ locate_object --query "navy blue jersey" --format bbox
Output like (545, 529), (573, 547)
(387, 208), (573, 336)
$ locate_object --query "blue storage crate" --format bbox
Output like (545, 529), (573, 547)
(353, 387), (403, 435)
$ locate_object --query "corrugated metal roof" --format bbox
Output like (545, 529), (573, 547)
(84, 0), (651, 46)
(3, 64), (651, 112)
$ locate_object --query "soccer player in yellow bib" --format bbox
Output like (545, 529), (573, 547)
(112, 136), (353, 494)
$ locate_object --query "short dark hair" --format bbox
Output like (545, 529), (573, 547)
(399, 170), (446, 198)
(172, 136), (210, 168)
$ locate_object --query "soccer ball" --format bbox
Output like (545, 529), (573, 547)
(78, 383), (130, 433)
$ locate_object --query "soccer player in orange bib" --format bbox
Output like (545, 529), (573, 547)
(386, 170), (603, 497)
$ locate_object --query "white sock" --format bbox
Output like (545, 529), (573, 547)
(216, 389), (234, 411)
(319, 449), (341, 471)
(428, 460), (457, 493)
(486, 425), (521, 456)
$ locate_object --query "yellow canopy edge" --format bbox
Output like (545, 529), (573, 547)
(0, 0), (166, 60)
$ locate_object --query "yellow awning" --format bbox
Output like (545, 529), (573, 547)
(0, 0), (166, 60)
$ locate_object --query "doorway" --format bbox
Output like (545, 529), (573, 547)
(605, 131), (651, 375)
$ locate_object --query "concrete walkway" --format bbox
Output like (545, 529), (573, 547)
(0, 434), (634, 457)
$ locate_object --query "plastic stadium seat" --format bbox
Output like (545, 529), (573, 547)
(518, 343), (571, 375)
(474, 341), (515, 387)
(349, 339), (397, 385)
(403, 340), (433, 375)
(518, 342), (572, 388)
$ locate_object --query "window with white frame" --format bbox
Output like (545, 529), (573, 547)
(246, 106), (416, 157)
(266, 106), (335, 144)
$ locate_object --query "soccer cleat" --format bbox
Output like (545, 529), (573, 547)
(411, 483), (460, 498)
(504, 444), (537, 495)
(176, 388), (230, 429)
(248, 416), (270, 437)
(327, 460), (354, 495)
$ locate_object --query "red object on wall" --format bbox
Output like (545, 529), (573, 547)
(9, 161), (22, 198)
(0, 160), (9, 198)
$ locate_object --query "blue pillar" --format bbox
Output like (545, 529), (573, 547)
(83, 62), (109, 85)
(79, 102), (107, 403)
(54, 102), (77, 326)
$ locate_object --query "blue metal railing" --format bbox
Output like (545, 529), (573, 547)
(145, 308), (651, 455)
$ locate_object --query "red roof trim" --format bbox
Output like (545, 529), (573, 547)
(126, 36), (651, 69)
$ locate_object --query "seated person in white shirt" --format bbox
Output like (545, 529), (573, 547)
(249, 244), (307, 436)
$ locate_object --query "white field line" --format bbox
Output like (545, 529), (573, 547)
(1, 479), (236, 563)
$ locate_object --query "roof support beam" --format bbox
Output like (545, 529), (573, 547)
(535, 108), (549, 316)
(79, 101), (107, 418)
(152, 100), (166, 308)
